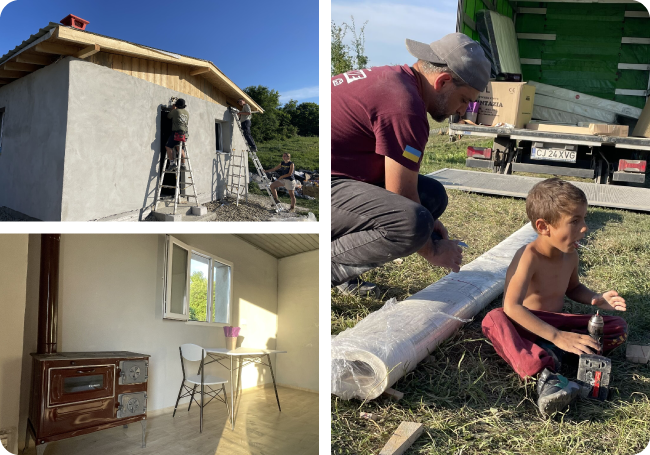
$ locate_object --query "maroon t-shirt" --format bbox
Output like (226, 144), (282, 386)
(331, 65), (429, 184)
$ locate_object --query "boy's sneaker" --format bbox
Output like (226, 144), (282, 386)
(536, 368), (580, 417)
(336, 279), (381, 299)
(168, 163), (177, 172)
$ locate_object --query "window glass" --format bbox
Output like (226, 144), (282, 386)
(169, 244), (188, 315)
(189, 253), (210, 321)
(212, 261), (231, 323)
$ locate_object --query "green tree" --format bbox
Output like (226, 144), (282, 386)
(331, 17), (368, 76)
(189, 271), (208, 322)
(244, 85), (297, 141)
(282, 101), (318, 137)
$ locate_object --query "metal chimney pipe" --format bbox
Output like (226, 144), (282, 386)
(37, 234), (60, 354)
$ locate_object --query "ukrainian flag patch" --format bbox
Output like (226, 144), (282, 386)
(403, 145), (422, 163)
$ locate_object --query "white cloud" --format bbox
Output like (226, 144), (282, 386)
(279, 86), (320, 104)
(332, 0), (457, 67)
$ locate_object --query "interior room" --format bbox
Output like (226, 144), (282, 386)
(0, 233), (319, 455)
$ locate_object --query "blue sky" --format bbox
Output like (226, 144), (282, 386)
(0, 0), (319, 104)
(331, 0), (458, 68)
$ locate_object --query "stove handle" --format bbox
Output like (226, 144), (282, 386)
(76, 369), (96, 374)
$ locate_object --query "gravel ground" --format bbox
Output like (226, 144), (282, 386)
(143, 193), (313, 222)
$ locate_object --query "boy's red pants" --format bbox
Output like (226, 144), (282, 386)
(482, 308), (628, 379)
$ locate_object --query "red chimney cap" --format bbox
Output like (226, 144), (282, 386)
(60, 14), (89, 30)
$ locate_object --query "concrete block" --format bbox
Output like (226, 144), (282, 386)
(626, 344), (650, 364)
(152, 211), (182, 222)
(191, 206), (207, 216)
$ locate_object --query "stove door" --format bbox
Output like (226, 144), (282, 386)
(48, 365), (115, 407)
(118, 360), (148, 385)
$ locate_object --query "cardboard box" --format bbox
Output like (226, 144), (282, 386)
(477, 82), (535, 128)
(526, 122), (629, 137)
(579, 123), (628, 137)
(633, 99), (650, 138)
(302, 185), (319, 198)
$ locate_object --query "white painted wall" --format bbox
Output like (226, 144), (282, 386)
(0, 235), (29, 454)
(276, 251), (319, 392)
(23, 234), (278, 414)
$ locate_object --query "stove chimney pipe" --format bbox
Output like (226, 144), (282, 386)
(37, 234), (60, 354)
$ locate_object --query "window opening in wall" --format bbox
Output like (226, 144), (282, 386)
(164, 235), (233, 324)
(0, 108), (5, 156)
(215, 121), (223, 153)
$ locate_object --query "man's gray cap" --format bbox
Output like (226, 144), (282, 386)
(405, 33), (491, 91)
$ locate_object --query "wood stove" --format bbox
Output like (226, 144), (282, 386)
(26, 352), (150, 454)
(24, 235), (151, 454)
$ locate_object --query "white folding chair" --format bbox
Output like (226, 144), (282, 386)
(173, 343), (229, 432)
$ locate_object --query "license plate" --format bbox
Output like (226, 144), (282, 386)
(531, 147), (577, 163)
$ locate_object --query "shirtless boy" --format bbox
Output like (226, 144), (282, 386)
(482, 178), (628, 417)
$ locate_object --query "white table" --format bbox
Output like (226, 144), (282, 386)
(203, 347), (287, 429)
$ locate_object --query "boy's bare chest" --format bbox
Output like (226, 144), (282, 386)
(529, 256), (574, 300)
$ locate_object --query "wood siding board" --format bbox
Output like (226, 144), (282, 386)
(122, 55), (132, 75)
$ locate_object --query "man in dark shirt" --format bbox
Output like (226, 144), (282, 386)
(237, 98), (257, 152)
(165, 98), (190, 171)
(331, 33), (491, 296)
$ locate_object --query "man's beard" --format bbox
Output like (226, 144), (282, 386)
(429, 88), (453, 122)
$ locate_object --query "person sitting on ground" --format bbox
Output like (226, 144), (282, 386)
(237, 98), (257, 152)
(482, 178), (628, 418)
(265, 153), (296, 212)
(165, 98), (190, 171)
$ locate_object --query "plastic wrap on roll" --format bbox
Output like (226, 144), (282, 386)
(331, 223), (538, 400)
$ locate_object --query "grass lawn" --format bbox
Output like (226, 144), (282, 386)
(246, 135), (319, 218)
(253, 135), (319, 171)
(331, 119), (650, 454)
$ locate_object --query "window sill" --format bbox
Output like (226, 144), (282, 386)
(185, 321), (228, 328)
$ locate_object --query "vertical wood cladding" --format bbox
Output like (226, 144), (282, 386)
(85, 51), (227, 106)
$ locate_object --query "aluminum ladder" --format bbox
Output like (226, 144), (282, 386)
(153, 141), (200, 215)
(226, 148), (248, 206)
(229, 106), (283, 213)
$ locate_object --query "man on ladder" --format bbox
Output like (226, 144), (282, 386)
(237, 98), (257, 152)
(165, 98), (190, 170)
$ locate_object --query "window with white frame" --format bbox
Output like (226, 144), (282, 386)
(215, 121), (223, 152)
(164, 236), (233, 323)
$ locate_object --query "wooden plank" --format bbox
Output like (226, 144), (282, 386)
(34, 41), (80, 55)
(15, 53), (54, 66)
(168, 64), (180, 92)
(622, 37), (650, 44)
(112, 54), (123, 72)
(529, 81), (643, 118)
(518, 7), (547, 14)
(147, 59), (155, 83)
(625, 10), (649, 18)
(122, 55), (132, 75)
(378, 422), (424, 455)
(618, 63), (650, 71)
(517, 33), (556, 40)
(160, 62), (168, 89)
(75, 44), (100, 59)
(0, 70), (24, 78)
(521, 58), (542, 65)
(154, 60), (161, 86)
(180, 66), (189, 95)
(189, 67), (210, 76)
(4, 61), (39, 72)
(615, 89), (648, 96)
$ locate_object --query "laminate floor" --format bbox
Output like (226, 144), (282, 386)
(27, 386), (318, 455)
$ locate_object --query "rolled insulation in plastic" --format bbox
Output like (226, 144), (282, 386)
(331, 223), (538, 400)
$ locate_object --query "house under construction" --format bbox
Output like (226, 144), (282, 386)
(0, 15), (262, 221)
